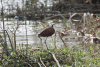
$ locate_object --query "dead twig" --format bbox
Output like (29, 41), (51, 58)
(57, 31), (68, 48)
(23, 62), (33, 67)
(48, 51), (61, 67)
(43, 14), (68, 21)
(4, 30), (13, 50)
(40, 57), (46, 67)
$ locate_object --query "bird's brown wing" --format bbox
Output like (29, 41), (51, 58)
(40, 27), (55, 37)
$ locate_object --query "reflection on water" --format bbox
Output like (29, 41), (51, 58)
(0, 19), (81, 49)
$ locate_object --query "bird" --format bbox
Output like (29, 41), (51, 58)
(38, 24), (55, 49)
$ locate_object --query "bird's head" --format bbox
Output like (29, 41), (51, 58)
(52, 24), (55, 28)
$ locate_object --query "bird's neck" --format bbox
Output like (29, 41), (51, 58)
(52, 25), (54, 28)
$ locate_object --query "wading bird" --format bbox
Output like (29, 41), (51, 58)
(38, 24), (55, 49)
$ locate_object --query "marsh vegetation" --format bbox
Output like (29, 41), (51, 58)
(1, 0), (100, 67)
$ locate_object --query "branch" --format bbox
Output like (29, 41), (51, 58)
(23, 62), (32, 67)
(57, 31), (68, 48)
(40, 57), (46, 67)
(48, 51), (61, 67)
(14, 23), (20, 33)
(5, 30), (13, 50)
(43, 14), (69, 21)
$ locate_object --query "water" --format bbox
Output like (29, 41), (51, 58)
(0, 18), (87, 49)
(0, 0), (55, 9)
(0, 20), (63, 48)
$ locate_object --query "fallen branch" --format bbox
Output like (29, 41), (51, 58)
(43, 14), (69, 21)
(23, 62), (32, 67)
(48, 51), (61, 67)
(40, 57), (46, 67)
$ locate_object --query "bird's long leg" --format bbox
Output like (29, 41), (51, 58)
(39, 37), (42, 44)
(54, 32), (57, 49)
(45, 37), (49, 50)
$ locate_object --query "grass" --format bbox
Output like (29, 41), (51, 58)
(1, 43), (100, 67)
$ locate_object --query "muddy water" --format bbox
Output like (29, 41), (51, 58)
(0, 19), (81, 49)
